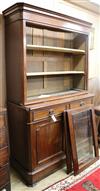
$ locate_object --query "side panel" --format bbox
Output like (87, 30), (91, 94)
(5, 20), (25, 104)
(7, 102), (29, 170)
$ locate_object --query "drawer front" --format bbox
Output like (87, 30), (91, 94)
(0, 148), (9, 168)
(70, 99), (93, 109)
(0, 127), (8, 148)
(0, 165), (9, 188)
(33, 105), (66, 121)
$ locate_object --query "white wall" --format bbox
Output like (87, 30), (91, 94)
(0, 0), (100, 105)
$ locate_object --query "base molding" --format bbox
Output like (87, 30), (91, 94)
(11, 156), (66, 186)
(0, 182), (11, 191)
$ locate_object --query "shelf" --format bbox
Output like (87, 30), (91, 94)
(26, 45), (85, 54)
(27, 89), (81, 100)
(26, 71), (85, 77)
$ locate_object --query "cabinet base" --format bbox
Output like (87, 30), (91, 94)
(11, 156), (66, 186)
(0, 182), (11, 191)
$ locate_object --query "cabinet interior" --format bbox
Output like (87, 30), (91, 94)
(26, 24), (88, 100)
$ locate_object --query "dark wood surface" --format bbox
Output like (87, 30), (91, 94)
(64, 106), (99, 175)
(3, 2), (92, 105)
(3, 3), (92, 28)
(3, 3), (94, 186)
(94, 105), (100, 142)
(7, 95), (94, 185)
(8, 102), (66, 185)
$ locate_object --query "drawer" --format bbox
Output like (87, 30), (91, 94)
(33, 105), (66, 121)
(70, 99), (93, 109)
(0, 148), (9, 168)
(0, 127), (8, 148)
(0, 165), (9, 188)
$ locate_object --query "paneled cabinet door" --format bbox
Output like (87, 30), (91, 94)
(31, 116), (65, 168)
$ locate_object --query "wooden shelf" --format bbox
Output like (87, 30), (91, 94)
(26, 71), (85, 77)
(26, 45), (85, 54)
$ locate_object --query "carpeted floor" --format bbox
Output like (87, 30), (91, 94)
(43, 160), (100, 191)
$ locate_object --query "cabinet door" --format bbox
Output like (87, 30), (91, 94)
(31, 116), (65, 167)
(65, 107), (99, 175)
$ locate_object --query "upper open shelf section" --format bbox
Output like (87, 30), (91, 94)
(25, 26), (88, 100)
(3, 2), (92, 104)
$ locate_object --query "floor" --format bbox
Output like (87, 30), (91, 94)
(11, 146), (100, 191)
(11, 166), (69, 191)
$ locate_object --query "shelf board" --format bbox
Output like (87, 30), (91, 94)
(26, 71), (85, 77)
(26, 45), (85, 54)
(27, 89), (81, 100)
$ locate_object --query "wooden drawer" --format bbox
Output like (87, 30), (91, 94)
(70, 98), (93, 109)
(33, 105), (66, 121)
(0, 165), (9, 188)
(0, 127), (8, 148)
(0, 147), (9, 168)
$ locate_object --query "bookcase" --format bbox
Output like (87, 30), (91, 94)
(3, 3), (94, 186)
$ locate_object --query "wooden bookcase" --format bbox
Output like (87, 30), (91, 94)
(3, 3), (94, 186)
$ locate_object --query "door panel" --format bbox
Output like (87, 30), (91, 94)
(31, 117), (64, 167)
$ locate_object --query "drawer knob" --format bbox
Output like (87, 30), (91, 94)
(49, 110), (57, 122)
